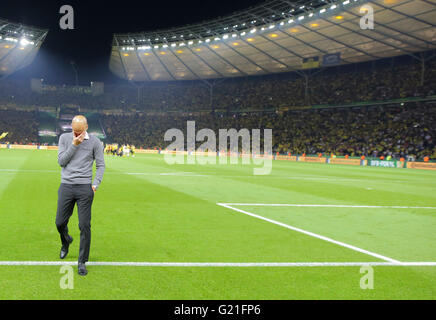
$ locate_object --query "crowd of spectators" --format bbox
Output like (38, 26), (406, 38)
(0, 102), (434, 160)
(102, 103), (436, 160)
(0, 81), (137, 110)
(0, 110), (39, 145)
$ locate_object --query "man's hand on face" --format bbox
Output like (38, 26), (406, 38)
(72, 131), (86, 146)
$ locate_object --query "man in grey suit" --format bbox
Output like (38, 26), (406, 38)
(56, 115), (105, 276)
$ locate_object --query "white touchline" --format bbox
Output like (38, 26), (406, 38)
(0, 169), (59, 173)
(217, 203), (403, 264)
(0, 261), (435, 267)
(221, 203), (436, 209)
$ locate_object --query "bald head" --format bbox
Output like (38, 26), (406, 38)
(72, 115), (88, 136)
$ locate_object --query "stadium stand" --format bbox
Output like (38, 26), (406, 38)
(0, 109), (38, 144)
(0, 52), (435, 160)
(37, 111), (57, 145)
(0, 54), (435, 112)
(0, 0), (435, 162)
(101, 102), (436, 160)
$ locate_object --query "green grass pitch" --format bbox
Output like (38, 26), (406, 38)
(0, 149), (435, 299)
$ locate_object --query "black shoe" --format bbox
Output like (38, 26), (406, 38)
(60, 236), (73, 260)
(78, 262), (88, 276)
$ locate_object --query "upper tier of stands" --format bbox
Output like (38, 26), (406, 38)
(0, 54), (435, 112)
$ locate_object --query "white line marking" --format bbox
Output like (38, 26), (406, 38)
(159, 172), (208, 177)
(217, 203), (401, 263)
(126, 172), (209, 177)
(0, 169), (58, 173)
(0, 169), (433, 185)
(0, 261), (435, 267)
(221, 203), (436, 209)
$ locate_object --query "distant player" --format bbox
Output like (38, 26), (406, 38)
(123, 144), (130, 157)
(105, 145), (112, 155)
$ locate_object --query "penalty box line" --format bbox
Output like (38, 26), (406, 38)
(0, 261), (436, 267)
(217, 203), (405, 264)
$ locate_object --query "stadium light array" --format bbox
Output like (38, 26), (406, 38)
(1, 36), (33, 46)
(5, 37), (18, 43)
(116, 0), (352, 53)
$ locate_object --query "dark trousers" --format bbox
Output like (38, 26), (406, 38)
(55, 183), (94, 263)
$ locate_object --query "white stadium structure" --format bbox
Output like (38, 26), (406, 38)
(0, 18), (48, 78)
(109, 0), (436, 81)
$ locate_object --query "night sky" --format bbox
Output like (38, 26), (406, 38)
(2, 0), (265, 85)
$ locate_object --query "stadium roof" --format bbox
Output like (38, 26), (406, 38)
(110, 0), (436, 82)
(0, 18), (48, 78)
